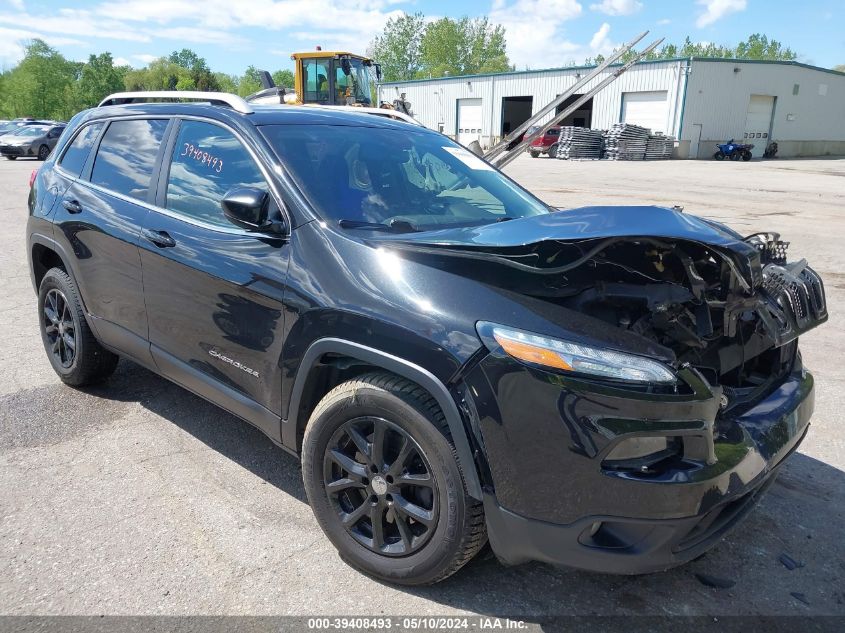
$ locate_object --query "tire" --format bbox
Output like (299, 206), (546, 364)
(741, 150), (752, 161)
(548, 143), (559, 158)
(302, 372), (486, 585)
(38, 267), (119, 386)
(37, 144), (50, 161)
(529, 151), (540, 158)
(713, 151), (725, 160)
(5, 155), (16, 160)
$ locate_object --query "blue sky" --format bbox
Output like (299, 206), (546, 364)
(0, 0), (842, 74)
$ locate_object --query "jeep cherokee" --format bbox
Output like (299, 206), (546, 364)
(26, 93), (827, 585)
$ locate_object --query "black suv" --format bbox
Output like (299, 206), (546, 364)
(27, 93), (827, 585)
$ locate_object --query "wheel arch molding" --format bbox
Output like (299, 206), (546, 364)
(283, 337), (483, 500)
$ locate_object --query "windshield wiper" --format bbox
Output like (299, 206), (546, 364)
(337, 219), (418, 233)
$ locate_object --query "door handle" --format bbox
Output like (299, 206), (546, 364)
(142, 228), (176, 248)
(62, 199), (82, 214)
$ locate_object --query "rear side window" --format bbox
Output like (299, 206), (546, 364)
(58, 123), (103, 177)
(165, 120), (268, 227)
(91, 119), (168, 201)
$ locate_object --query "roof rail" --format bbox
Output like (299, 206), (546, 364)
(98, 91), (253, 114)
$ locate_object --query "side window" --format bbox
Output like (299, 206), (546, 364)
(58, 123), (103, 177)
(166, 120), (268, 227)
(90, 119), (168, 201)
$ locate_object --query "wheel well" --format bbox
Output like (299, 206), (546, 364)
(31, 244), (66, 289)
(294, 354), (380, 450)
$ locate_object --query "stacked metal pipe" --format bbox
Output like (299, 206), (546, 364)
(602, 123), (650, 160)
(554, 127), (604, 160)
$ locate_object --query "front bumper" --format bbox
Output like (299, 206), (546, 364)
(465, 355), (814, 573)
(0, 145), (30, 157)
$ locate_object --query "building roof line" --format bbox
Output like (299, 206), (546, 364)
(379, 57), (845, 87)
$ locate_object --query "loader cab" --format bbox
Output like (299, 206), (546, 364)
(292, 50), (381, 106)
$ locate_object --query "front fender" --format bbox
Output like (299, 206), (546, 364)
(282, 337), (483, 500)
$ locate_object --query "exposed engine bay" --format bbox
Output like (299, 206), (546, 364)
(383, 208), (828, 391)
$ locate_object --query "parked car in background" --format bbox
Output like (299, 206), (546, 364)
(0, 124), (65, 160)
(528, 126), (561, 157)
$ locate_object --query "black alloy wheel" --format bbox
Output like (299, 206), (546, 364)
(324, 416), (438, 556)
(43, 288), (76, 368)
(38, 144), (50, 160)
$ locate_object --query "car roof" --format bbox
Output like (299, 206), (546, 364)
(81, 102), (425, 133)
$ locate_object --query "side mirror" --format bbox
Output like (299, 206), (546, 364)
(221, 187), (285, 234)
(340, 57), (352, 76)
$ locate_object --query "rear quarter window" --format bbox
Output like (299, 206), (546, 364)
(90, 119), (168, 201)
(58, 123), (103, 177)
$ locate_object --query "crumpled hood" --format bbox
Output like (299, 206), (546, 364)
(377, 206), (762, 291)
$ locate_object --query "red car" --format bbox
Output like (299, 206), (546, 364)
(527, 126), (561, 157)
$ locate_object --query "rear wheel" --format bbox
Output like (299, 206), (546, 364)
(529, 151), (540, 158)
(5, 155), (16, 160)
(741, 150), (752, 161)
(548, 143), (559, 157)
(713, 151), (725, 160)
(38, 268), (119, 386)
(302, 372), (486, 585)
(37, 144), (50, 161)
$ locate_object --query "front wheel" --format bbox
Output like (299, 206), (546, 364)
(5, 155), (16, 160)
(714, 151), (725, 160)
(302, 372), (486, 585)
(529, 151), (540, 158)
(741, 150), (752, 161)
(548, 143), (559, 158)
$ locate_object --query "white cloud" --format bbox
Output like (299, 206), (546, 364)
(112, 56), (131, 66)
(132, 53), (159, 63)
(657, 18), (671, 25)
(589, 22), (614, 53)
(7, 0), (24, 10)
(0, 25), (87, 66)
(696, 0), (747, 28)
(589, 0), (642, 16)
(490, 0), (584, 69)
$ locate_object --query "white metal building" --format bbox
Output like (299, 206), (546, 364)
(377, 58), (845, 159)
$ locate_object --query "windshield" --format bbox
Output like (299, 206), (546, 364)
(335, 57), (373, 105)
(260, 124), (550, 231)
(14, 126), (48, 137)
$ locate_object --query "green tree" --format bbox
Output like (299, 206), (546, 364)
(124, 58), (194, 91)
(835, 64), (845, 73)
(272, 69), (295, 88)
(168, 48), (219, 91)
(236, 65), (263, 97)
(73, 52), (127, 110)
(214, 72), (239, 93)
(368, 12), (425, 81)
(1, 39), (79, 119)
(418, 16), (509, 78)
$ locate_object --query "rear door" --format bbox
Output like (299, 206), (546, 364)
(139, 118), (291, 438)
(54, 117), (170, 366)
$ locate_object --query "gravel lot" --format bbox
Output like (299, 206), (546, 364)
(1, 154), (843, 620)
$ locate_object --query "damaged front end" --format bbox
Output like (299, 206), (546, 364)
(385, 206), (827, 397)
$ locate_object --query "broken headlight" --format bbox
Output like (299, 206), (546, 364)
(478, 322), (676, 384)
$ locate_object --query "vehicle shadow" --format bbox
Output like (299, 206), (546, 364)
(84, 360), (845, 618)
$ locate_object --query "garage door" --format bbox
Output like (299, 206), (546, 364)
(744, 95), (775, 158)
(621, 91), (669, 133)
(457, 98), (483, 147)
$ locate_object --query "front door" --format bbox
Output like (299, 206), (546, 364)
(139, 118), (290, 437)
